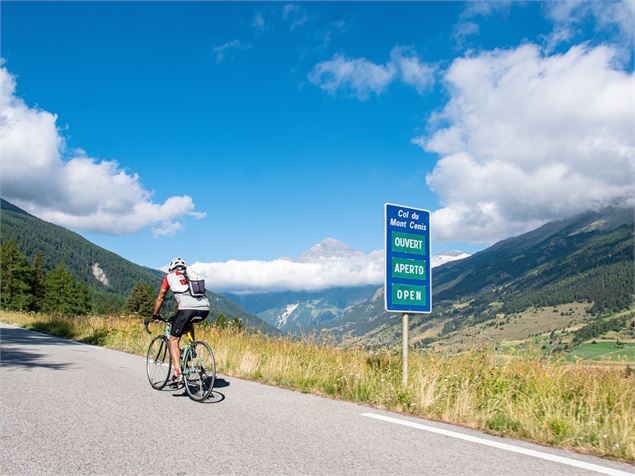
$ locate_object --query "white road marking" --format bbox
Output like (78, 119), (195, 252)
(361, 413), (634, 476)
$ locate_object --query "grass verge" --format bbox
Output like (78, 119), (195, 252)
(2, 310), (634, 462)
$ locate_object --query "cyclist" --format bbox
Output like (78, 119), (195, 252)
(151, 257), (210, 382)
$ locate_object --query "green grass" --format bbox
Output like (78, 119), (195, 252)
(2, 310), (634, 463)
(569, 341), (635, 363)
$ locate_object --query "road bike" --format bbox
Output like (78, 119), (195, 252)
(144, 316), (216, 402)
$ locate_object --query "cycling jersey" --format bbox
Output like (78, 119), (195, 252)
(161, 270), (210, 311)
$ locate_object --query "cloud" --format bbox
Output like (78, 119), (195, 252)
(452, 1), (513, 47)
(188, 240), (467, 293)
(0, 63), (205, 236)
(309, 46), (435, 100)
(320, 20), (347, 49)
(308, 54), (396, 100)
(213, 40), (250, 62)
(190, 251), (385, 293)
(414, 44), (635, 243)
(452, 21), (480, 49)
(391, 47), (436, 94)
(282, 3), (308, 31)
(543, 0), (635, 50)
(252, 12), (268, 32)
(152, 221), (183, 237)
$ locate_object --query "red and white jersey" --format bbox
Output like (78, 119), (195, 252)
(161, 270), (210, 310)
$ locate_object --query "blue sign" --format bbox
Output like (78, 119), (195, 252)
(385, 203), (431, 313)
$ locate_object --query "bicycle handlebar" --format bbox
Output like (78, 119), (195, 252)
(144, 315), (168, 334)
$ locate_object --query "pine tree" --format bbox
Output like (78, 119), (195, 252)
(42, 262), (91, 315)
(32, 252), (46, 310)
(124, 282), (155, 316)
(0, 240), (35, 310)
(74, 281), (93, 315)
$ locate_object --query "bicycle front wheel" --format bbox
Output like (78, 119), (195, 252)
(183, 340), (216, 402)
(146, 336), (172, 390)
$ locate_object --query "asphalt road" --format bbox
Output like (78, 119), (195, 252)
(1, 322), (633, 476)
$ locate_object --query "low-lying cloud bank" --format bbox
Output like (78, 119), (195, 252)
(0, 64), (204, 236)
(190, 251), (385, 293)
(188, 245), (468, 293)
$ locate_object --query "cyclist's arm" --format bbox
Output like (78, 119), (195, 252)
(152, 287), (169, 317)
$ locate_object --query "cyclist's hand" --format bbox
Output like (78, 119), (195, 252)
(152, 314), (161, 322)
(143, 316), (152, 334)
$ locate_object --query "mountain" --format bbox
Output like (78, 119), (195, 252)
(226, 285), (378, 332)
(321, 207), (635, 348)
(297, 237), (362, 262)
(0, 198), (276, 333)
(430, 250), (470, 268)
(227, 238), (469, 334)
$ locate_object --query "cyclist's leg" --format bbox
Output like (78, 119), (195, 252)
(170, 310), (190, 375)
(188, 310), (209, 341)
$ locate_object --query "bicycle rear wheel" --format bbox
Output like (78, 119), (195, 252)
(146, 336), (172, 390)
(183, 340), (216, 402)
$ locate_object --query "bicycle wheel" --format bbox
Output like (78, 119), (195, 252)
(146, 336), (172, 390)
(183, 340), (216, 402)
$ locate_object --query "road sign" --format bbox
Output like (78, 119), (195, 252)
(385, 203), (431, 314)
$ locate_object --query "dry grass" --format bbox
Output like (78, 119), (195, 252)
(2, 310), (634, 462)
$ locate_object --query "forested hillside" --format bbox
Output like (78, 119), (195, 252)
(1, 199), (161, 296)
(0, 199), (277, 332)
(325, 207), (635, 347)
(434, 207), (634, 315)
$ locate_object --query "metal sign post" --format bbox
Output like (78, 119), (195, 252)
(384, 203), (432, 387)
(402, 313), (409, 386)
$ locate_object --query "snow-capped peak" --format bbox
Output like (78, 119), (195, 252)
(431, 251), (470, 268)
(297, 237), (362, 262)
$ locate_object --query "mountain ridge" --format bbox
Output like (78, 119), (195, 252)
(0, 198), (276, 332)
(323, 207), (635, 347)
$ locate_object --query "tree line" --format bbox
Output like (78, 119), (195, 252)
(0, 240), (160, 317)
(0, 240), (239, 328)
(1, 240), (92, 315)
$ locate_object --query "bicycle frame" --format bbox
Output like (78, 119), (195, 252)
(164, 322), (198, 374)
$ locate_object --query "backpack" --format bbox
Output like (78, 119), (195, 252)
(185, 271), (207, 298)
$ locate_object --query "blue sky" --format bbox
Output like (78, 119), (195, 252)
(1, 1), (633, 291)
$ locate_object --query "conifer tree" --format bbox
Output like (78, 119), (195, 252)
(32, 252), (46, 310)
(74, 281), (93, 315)
(42, 262), (91, 315)
(124, 282), (155, 316)
(0, 240), (35, 311)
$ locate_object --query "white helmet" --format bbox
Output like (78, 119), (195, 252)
(168, 257), (187, 272)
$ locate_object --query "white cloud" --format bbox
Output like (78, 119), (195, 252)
(152, 221), (183, 237)
(452, 1), (513, 47)
(453, 21), (480, 49)
(544, 0), (635, 50)
(282, 3), (308, 31)
(191, 251), (385, 293)
(391, 47), (436, 94)
(415, 44), (635, 243)
(252, 12), (268, 32)
(309, 46), (434, 100)
(189, 238), (467, 293)
(308, 54), (396, 100)
(213, 40), (250, 62)
(0, 64), (205, 236)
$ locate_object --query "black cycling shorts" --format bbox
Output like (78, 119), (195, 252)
(170, 309), (209, 338)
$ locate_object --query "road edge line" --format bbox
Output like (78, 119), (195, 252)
(361, 413), (633, 476)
